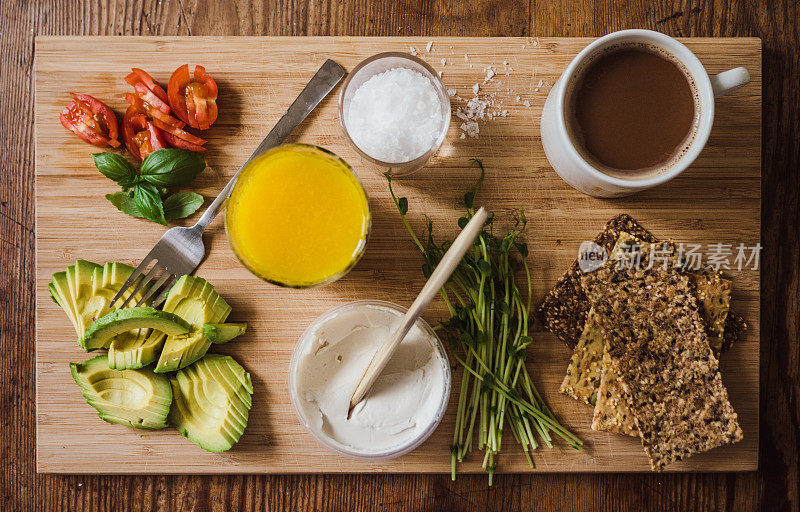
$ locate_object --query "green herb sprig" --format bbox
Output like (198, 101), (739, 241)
(93, 149), (206, 225)
(386, 160), (581, 484)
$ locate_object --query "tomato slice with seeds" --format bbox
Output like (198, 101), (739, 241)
(150, 117), (207, 147)
(60, 93), (120, 148)
(125, 92), (184, 129)
(125, 68), (169, 103)
(162, 132), (206, 153)
(124, 68), (171, 116)
(168, 64), (219, 130)
(122, 106), (166, 161)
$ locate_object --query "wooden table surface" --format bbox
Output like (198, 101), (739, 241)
(2, 1), (797, 511)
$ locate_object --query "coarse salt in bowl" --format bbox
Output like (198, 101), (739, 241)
(339, 52), (451, 175)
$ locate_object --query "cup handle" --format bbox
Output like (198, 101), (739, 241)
(710, 67), (750, 98)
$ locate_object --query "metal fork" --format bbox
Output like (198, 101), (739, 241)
(109, 59), (347, 309)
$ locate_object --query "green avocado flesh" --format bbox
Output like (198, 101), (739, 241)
(81, 307), (191, 352)
(203, 323), (247, 344)
(169, 354), (253, 452)
(107, 328), (158, 370)
(50, 261), (147, 344)
(70, 354), (172, 430)
(154, 276), (231, 373)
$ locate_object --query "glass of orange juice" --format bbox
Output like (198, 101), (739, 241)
(225, 144), (371, 288)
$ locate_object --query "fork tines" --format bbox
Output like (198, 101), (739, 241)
(110, 256), (177, 310)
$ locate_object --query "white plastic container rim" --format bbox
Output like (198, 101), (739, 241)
(288, 299), (452, 460)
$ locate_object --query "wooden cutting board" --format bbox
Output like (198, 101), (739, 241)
(34, 36), (761, 474)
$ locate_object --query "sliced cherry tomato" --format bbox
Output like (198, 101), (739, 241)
(162, 132), (206, 152)
(168, 64), (219, 130)
(59, 93), (120, 148)
(125, 68), (169, 103)
(125, 92), (184, 129)
(124, 68), (171, 116)
(122, 106), (166, 161)
(150, 117), (207, 147)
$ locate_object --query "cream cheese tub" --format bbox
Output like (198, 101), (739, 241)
(289, 300), (451, 459)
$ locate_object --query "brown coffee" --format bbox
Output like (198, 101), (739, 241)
(566, 43), (698, 176)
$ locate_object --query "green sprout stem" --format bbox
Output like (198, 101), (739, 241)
(385, 164), (581, 484)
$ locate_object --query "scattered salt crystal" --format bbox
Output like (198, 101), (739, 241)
(537, 79), (543, 87)
(447, 88), (457, 96)
(503, 61), (508, 66)
(346, 67), (445, 162)
(438, 71), (443, 77)
(409, 46), (417, 56)
(460, 133), (466, 139)
(523, 100), (531, 107)
(455, 96), (492, 138)
(472, 83), (480, 94)
(516, 96), (521, 102)
(464, 53), (469, 62)
(532, 39), (539, 46)
(469, 64), (473, 68)
(426, 41), (433, 52)
(441, 58), (447, 66)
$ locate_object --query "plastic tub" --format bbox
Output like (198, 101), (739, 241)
(288, 300), (451, 460)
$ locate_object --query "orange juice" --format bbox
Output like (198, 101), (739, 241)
(225, 144), (370, 287)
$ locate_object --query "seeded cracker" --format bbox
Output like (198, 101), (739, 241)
(688, 269), (732, 356)
(559, 309), (604, 404)
(589, 233), (645, 436)
(581, 245), (742, 470)
(538, 214), (745, 351)
(592, 346), (639, 437)
(558, 233), (732, 416)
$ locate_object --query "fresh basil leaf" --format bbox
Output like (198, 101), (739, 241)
(133, 183), (166, 225)
(163, 192), (204, 220)
(140, 148), (206, 187)
(93, 153), (137, 187)
(105, 191), (144, 219)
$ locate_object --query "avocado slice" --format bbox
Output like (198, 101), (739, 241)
(82, 263), (148, 337)
(67, 260), (102, 335)
(203, 323), (247, 344)
(169, 354), (253, 452)
(70, 354), (172, 430)
(50, 261), (148, 345)
(81, 307), (190, 352)
(107, 328), (157, 370)
(50, 270), (81, 335)
(154, 276), (231, 373)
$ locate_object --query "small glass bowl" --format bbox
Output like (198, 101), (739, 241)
(225, 143), (371, 289)
(339, 52), (452, 175)
(288, 300), (452, 460)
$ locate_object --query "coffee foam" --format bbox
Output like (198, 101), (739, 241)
(564, 41), (702, 181)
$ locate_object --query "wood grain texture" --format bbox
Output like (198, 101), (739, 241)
(2, 0), (798, 511)
(33, 36), (761, 475)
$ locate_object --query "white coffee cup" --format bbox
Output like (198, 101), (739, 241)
(540, 29), (750, 198)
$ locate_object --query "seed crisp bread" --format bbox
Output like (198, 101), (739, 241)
(581, 244), (743, 470)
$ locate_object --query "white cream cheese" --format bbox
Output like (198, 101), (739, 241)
(293, 303), (448, 456)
